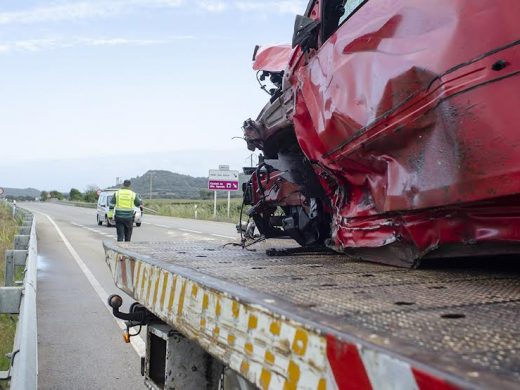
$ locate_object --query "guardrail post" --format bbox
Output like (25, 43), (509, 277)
(4, 250), (28, 286)
(21, 219), (32, 227)
(0, 287), (23, 313)
(18, 226), (31, 235)
(14, 235), (30, 250)
(5, 250), (15, 286)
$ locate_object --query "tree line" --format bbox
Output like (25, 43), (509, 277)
(40, 186), (99, 203)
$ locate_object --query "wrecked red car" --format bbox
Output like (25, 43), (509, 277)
(242, 0), (520, 267)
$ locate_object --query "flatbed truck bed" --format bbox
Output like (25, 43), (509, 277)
(103, 240), (520, 389)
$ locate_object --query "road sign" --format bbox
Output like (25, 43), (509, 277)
(218, 165), (230, 171)
(208, 169), (240, 191)
(0, 187), (4, 195)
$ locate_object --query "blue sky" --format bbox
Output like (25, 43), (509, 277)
(0, 0), (306, 190)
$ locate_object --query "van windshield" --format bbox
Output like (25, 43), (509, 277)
(107, 195), (113, 205)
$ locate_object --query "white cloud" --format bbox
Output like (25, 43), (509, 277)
(0, 0), (184, 25)
(234, 0), (306, 14)
(197, 0), (306, 14)
(0, 0), (304, 25)
(197, 1), (228, 12)
(0, 35), (195, 54)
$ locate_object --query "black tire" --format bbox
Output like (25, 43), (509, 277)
(106, 215), (112, 227)
(136, 222), (141, 227)
(97, 215), (102, 226)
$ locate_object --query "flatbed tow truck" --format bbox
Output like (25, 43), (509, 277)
(103, 0), (520, 388)
(104, 240), (520, 389)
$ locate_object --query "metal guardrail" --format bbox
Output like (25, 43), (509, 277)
(0, 204), (38, 389)
(49, 199), (96, 209)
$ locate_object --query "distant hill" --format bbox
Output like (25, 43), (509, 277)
(130, 170), (208, 199)
(3, 187), (41, 198)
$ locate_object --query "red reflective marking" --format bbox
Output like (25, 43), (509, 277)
(326, 336), (373, 390)
(412, 368), (461, 390)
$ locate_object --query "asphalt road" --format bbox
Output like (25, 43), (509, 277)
(20, 201), (240, 390)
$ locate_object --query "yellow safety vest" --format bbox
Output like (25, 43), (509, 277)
(115, 189), (136, 211)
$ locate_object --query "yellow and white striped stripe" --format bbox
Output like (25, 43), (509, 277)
(106, 249), (337, 390)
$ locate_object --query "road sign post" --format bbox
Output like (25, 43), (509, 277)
(213, 191), (217, 218)
(208, 168), (239, 219)
(227, 191), (231, 218)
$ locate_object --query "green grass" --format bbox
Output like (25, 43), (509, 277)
(143, 198), (248, 223)
(0, 204), (20, 376)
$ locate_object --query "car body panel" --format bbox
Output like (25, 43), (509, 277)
(244, 0), (520, 266)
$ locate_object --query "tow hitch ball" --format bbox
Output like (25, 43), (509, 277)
(108, 294), (151, 343)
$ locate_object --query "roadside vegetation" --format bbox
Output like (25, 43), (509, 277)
(43, 187), (250, 223)
(0, 203), (20, 375)
(143, 198), (247, 223)
(40, 186), (98, 203)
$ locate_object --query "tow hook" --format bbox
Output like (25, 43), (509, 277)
(108, 294), (153, 343)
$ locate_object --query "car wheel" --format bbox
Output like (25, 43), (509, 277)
(136, 222), (141, 227)
(106, 215), (112, 227)
(97, 215), (102, 226)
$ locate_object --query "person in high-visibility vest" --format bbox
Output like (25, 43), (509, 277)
(110, 180), (142, 242)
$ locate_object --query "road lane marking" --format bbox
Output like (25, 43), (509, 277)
(155, 224), (169, 228)
(211, 234), (237, 240)
(179, 228), (202, 234)
(41, 212), (145, 357)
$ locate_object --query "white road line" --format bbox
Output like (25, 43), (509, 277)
(155, 224), (169, 228)
(179, 228), (202, 234)
(211, 234), (236, 239)
(40, 212), (145, 357)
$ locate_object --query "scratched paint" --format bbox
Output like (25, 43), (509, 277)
(108, 250), (329, 389)
(105, 247), (467, 389)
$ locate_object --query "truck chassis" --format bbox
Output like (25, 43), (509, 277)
(104, 240), (520, 389)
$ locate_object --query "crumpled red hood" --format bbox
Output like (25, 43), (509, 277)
(252, 44), (293, 72)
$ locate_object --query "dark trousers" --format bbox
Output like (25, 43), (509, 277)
(115, 217), (133, 242)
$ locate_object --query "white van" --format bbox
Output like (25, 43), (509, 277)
(96, 189), (142, 227)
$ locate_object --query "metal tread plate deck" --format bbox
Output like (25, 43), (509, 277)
(104, 240), (520, 389)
